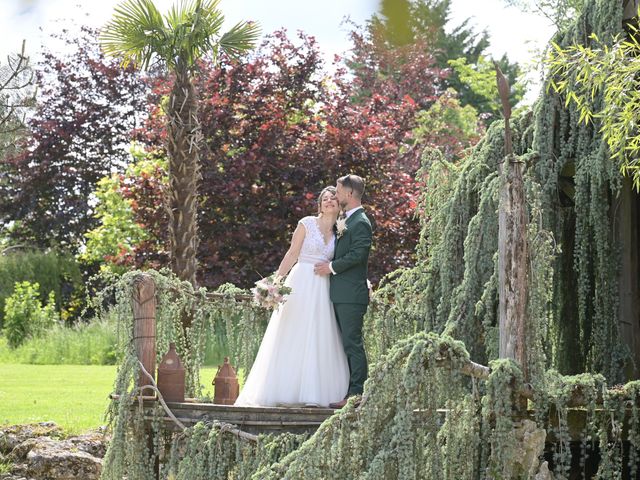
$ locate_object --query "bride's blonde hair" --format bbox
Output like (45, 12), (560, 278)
(317, 186), (337, 214)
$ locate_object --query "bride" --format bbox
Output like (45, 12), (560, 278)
(234, 186), (349, 408)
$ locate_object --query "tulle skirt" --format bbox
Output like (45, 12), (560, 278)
(234, 261), (349, 407)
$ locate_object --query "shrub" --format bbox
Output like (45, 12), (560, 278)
(3, 281), (58, 348)
(0, 250), (83, 327)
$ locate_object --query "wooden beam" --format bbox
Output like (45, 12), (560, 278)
(615, 177), (640, 378)
(133, 274), (157, 390)
(624, 0), (640, 20)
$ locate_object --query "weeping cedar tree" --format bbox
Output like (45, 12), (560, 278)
(100, 2), (640, 478)
(100, 0), (260, 289)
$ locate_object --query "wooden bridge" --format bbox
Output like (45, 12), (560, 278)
(124, 274), (634, 445)
(128, 395), (603, 445)
(143, 399), (335, 436)
(123, 273), (341, 441)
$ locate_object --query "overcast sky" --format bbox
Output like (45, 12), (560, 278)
(0, 0), (556, 103)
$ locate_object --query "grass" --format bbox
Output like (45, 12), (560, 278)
(0, 316), (230, 434)
(0, 315), (227, 367)
(0, 318), (118, 365)
(0, 364), (219, 435)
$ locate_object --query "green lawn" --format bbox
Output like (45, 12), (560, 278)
(0, 364), (218, 435)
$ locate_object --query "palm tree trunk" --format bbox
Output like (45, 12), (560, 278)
(166, 68), (201, 290)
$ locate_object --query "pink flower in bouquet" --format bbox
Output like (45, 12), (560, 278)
(252, 272), (292, 309)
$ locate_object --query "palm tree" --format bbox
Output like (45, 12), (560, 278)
(100, 0), (260, 288)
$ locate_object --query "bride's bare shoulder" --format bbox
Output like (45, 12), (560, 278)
(297, 215), (316, 227)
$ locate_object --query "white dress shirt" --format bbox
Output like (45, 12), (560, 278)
(344, 206), (363, 219)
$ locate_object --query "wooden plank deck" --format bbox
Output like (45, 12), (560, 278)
(141, 398), (337, 435)
(125, 396), (635, 441)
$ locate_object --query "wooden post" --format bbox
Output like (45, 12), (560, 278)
(498, 155), (528, 378)
(616, 177), (640, 378)
(624, 0), (640, 20)
(133, 274), (157, 390)
(495, 64), (529, 381)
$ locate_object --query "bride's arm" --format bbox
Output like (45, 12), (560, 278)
(276, 224), (306, 277)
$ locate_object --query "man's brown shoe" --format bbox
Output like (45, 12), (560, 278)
(329, 398), (348, 409)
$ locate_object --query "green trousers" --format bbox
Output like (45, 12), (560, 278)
(334, 303), (368, 396)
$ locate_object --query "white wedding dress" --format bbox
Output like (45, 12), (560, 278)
(235, 216), (349, 407)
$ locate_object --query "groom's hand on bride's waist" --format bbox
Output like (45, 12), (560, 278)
(313, 262), (332, 276)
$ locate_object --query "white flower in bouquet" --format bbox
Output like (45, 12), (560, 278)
(251, 273), (292, 310)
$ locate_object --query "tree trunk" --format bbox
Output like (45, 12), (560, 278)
(166, 68), (201, 291)
(616, 177), (640, 378)
(498, 150), (529, 380)
(495, 63), (528, 381)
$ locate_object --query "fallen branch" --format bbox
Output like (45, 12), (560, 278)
(215, 421), (259, 443)
(457, 358), (491, 379)
(137, 360), (186, 431)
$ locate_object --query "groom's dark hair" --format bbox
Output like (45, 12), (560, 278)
(338, 174), (365, 199)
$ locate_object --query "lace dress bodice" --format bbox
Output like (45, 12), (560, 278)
(297, 216), (335, 263)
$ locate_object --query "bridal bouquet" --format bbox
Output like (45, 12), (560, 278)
(251, 273), (292, 310)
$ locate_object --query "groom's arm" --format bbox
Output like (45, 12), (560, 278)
(331, 221), (372, 274)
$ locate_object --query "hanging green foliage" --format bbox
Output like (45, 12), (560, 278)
(98, 270), (640, 478)
(98, 1), (640, 477)
(162, 422), (308, 480)
(369, 0), (630, 384)
(97, 269), (271, 480)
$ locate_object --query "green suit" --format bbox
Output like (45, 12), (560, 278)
(330, 208), (372, 396)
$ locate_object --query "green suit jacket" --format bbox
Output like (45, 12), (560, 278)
(330, 208), (372, 305)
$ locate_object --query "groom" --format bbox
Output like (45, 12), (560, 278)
(315, 174), (372, 409)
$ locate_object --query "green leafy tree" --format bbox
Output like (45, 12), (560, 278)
(100, 0), (260, 289)
(81, 146), (165, 273)
(546, 27), (640, 189)
(448, 55), (525, 117)
(373, 0), (523, 118)
(412, 89), (482, 160)
(82, 174), (146, 271)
